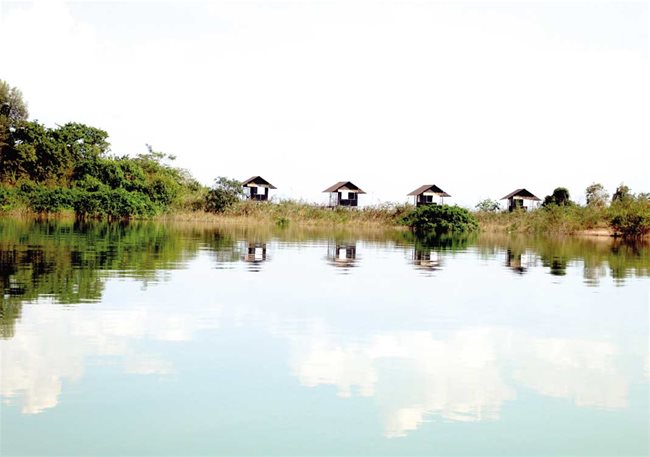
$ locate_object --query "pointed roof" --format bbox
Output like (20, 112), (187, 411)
(241, 176), (276, 189)
(322, 181), (366, 193)
(407, 184), (451, 197)
(500, 188), (541, 200)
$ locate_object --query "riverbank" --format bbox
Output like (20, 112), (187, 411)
(2, 199), (649, 239)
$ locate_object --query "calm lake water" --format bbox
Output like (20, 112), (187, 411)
(1, 220), (649, 456)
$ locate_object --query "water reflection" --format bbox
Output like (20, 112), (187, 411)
(412, 246), (442, 272)
(242, 242), (268, 272)
(290, 328), (632, 437)
(0, 220), (648, 454)
(505, 248), (536, 274)
(326, 241), (357, 271)
(476, 234), (650, 284)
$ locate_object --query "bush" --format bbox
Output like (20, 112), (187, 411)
(146, 175), (180, 206)
(402, 204), (479, 235)
(26, 187), (76, 213)
(608, 197), (650, 238)
(0, 186), (18, 210)
(205, 177), (243, 213)
(73, 189), (158, 219)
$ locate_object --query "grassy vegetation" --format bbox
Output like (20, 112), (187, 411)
(162, 199), (414, 228)
(476, 197), (650, 239)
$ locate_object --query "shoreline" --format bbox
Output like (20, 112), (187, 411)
(2, 209), (646, 240)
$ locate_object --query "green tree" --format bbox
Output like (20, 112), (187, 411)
(543, 187), (572, 207)
(52, 123), (110, 163)
(585, 183), (608, 208)
(205, 177), (243, 213)
(0, 80), (29, 154)
(612, 184), (632, 203)
(475, 199), (501, 212)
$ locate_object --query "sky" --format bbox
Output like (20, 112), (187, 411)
(0, 0), (648, 206)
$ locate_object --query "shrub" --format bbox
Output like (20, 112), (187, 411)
(0, 186), (18, 210)
(205, 177), (243, 213)
(73, 189), (158, 219)
(26, 187), (76, 213)
(608, 197), (650, 238)
(402, 204), (479, 235)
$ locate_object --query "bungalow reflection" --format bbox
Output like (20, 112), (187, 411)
(412, 246), (442, 272)
(242, 242), (268, 272)
(326, 241), (357, 271)
(505, 249), (536, 274)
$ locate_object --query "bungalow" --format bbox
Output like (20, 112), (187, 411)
(407, 184), (451, 206)
(501, 188), (541, 212)
(242, 176), (276, 201)
(323, 181), (365, 207)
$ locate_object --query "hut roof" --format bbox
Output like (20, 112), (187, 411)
(241, 176), (276, 189)
(407, 184), (451, 197)
(322, 181), (366, 194)
(500, 188), (541, 201)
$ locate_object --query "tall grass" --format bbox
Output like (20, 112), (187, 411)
(475, 205), (608, 235)
(476, 199), (650, 239)
(163, 199), (414, 227)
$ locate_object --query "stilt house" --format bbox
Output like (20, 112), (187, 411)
(242, 176), (276, 201)
(501, 188), (541, 212)
(323, 181), (365, 207)
(407, 184), (451, 206)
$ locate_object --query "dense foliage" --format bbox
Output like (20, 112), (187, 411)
(0, 136), (204, 218)
(205, 177), (244, 213)
(607, 193), (650, 238)
(0, 84), (205, 218)
(542, 187), (572, 207)
(0, 80), (208, 219)
(402, 204), (479, 235)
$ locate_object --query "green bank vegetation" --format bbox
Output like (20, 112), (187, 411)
(475, 185), (650, 239)
(1, 80), (205, 219)
(1, 80), (648, 238)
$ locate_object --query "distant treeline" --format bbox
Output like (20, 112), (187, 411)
(1, 80), (648, 237)
(1, 80), (207, 218)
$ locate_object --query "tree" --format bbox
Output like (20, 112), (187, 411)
(0, 80), (28, 124)
(52, 122), (110, 163)
(612, 184), (632, 203)
(585, 183), (609, 208)
(543, 187), (572, 207)
(0, 80), (29, 157)
(205, 177), (243, 213)
(475, 199), (501, 212)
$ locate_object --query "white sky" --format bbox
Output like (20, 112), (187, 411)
(1, 0), (648, 206)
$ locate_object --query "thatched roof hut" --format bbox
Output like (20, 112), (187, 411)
(500, 188), (541, 211)
(323, 181), (365, 207)
(242, 176), (276, 201)
(407, 184), (451, 206)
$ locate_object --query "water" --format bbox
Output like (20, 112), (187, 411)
(1, 220), (648, 456)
